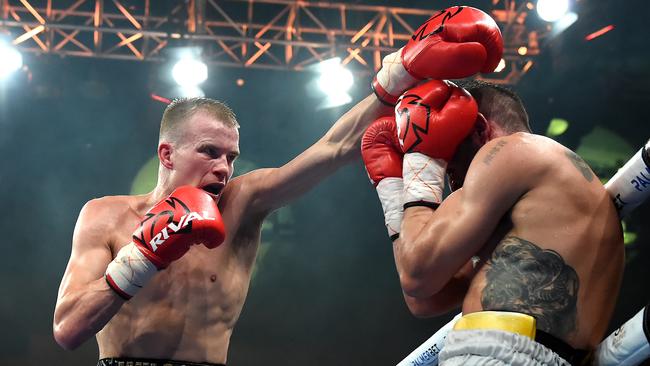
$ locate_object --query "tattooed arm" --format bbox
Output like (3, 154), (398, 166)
(396, 136), (540, 299)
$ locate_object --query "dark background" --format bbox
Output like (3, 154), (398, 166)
(1, 0), (649, 364)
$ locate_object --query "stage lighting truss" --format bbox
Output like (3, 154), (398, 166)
(0, 0), (551, 85)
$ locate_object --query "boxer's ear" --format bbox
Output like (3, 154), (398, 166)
(474, 113), (491, 145)
(158, 142), (173, 169)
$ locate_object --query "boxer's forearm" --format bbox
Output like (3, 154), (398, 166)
(242, 94), (391, 214)
(320, 94), (391, 162)
(53, 277), (125, 350)
(403, 277), (467, 318)
(395, 206), (447, 297)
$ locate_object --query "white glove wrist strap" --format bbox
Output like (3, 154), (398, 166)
(105, 242), (158, 299)
(375, 48), (419, 97)
(403, 152), (446, 208)
(376, 178), (404, 240)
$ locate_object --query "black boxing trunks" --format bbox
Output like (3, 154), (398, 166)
(97, 357), (225, 366)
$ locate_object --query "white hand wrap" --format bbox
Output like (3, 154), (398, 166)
(403, 153), (446, 208)
(595, 305), (650, 366)
(397, 313), (462, 366)
(376, 177), (404, 240)
(604, 140), (650, 218)
(373, 48), (419, 105)
(105, 243), (158, 299)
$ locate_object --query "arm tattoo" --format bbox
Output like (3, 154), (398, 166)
(483, 140), (508, 165)
(481, 236), (579, 338)
(565, 150), (594, 182)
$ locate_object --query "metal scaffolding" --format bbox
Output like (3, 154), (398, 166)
(0, 0), (550, 84)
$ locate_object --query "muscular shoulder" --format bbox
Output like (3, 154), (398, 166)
(475, 133), (549, 170)
(76, 195), (140, 242)
(465, 133), (556, 193)
(218, 173), (269, 233)
(220, 169), (274, 214)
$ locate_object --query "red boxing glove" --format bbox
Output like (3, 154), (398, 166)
(396, 80), (479, 207)
(362, 117), (404, 240)
(105, 186), (226, 299)
(397, 80), (478, 160)
(362, 116), (403, 186)
(132, 185), (226, 268)
(373, 6), (503, 105)
(404, 6), (503, 79)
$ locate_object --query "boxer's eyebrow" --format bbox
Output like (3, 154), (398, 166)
(198, 143), (239, 159)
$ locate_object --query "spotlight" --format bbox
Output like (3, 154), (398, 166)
(517, 46), (528, 56)
(317, 58), (354, 95)
(536, 0), (569, 22)
(549, 11), (579, 38)
(172, 57), (208, 87)
(0, 41), (23, 79)
(315, 58), (354, 108)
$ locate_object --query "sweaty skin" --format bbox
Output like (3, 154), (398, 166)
(54, 95), (391, 363)
(396, 133), (623, 350)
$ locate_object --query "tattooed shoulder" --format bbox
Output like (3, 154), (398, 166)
(481, 236), (579, 338)
(483, 140), (508, 165)
(565, 150), (594, 182)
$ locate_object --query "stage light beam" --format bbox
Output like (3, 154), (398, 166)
(0, 42), (23, 79)
(316, 58), (354, 108)
(172, 57), (208, 87)
(536, 0), (569, 22)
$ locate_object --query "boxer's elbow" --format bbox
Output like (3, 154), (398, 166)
(53, 325), (78, 350)
(404, 298), (439, 319)
(400, 273), (442, 299)
(398, 262), (445, 298)
(396, 244), (444, 298)
(53, 317), (86, 350)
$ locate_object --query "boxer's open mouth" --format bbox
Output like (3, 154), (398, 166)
(202, 183), (225, 196)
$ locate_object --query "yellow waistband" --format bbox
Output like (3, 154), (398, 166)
(452, 311), (537, 339)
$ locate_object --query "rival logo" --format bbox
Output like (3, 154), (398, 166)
(149, 211), (216, 251)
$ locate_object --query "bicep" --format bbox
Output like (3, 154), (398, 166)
(57, 201), (114, 299)
(420, 140), (534, 285)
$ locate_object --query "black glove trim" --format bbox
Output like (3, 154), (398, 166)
(404, 201), (440, 210)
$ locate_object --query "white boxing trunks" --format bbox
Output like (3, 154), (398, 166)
(439, 328), (570, 366)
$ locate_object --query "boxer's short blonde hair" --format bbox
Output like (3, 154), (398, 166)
(159, 97), (239, 143)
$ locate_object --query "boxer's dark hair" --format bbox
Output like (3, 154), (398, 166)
(457, 79), (531, 133)
(159, 97), (239, 143)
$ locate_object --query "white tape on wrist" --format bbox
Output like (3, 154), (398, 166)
(595, 306), (650, 366)
(397, 313), (462, 366)
(605, 140), (650, 218)
(375, 48), (419, 97)
(105, 243), (158, 299)
(403, 153), (446, 208)
(376, 177), (404, 240)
